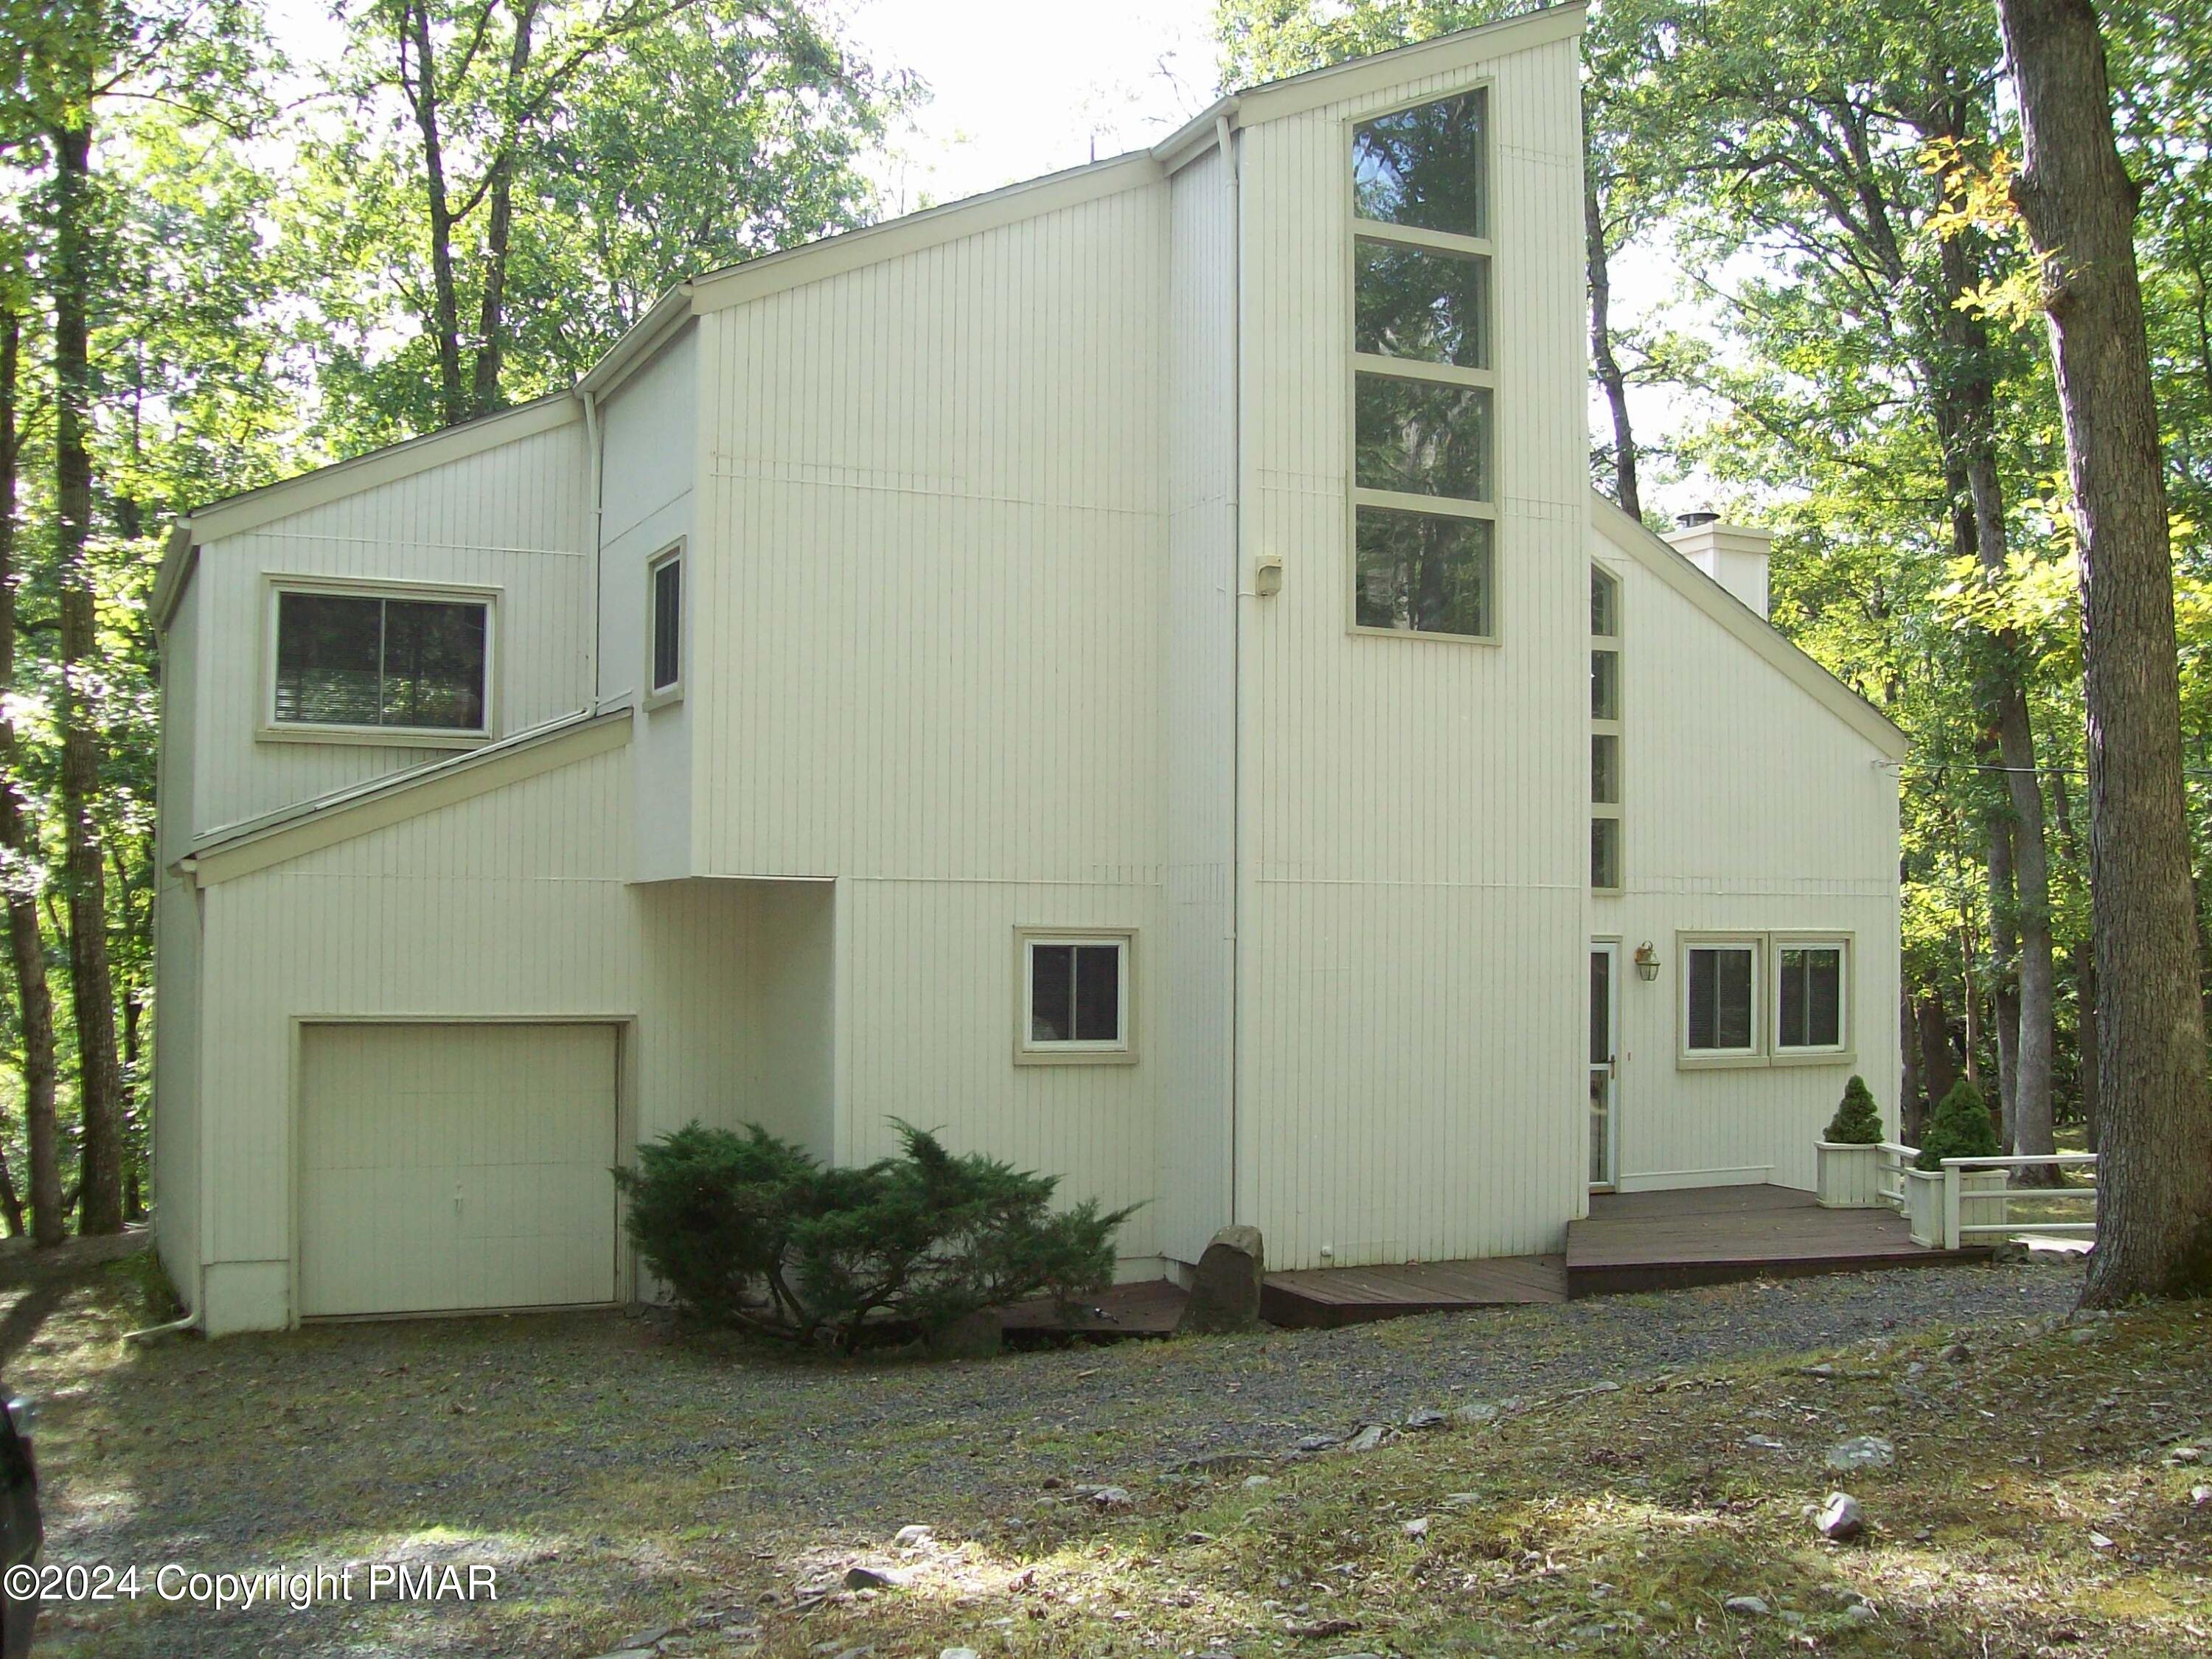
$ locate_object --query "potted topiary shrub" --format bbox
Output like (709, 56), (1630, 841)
(1902, 1078), (2008, 1245)
(1816, 1075), (1886, 1208)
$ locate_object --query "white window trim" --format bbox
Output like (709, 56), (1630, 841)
(1672, 931), (1858, 1070)
(258, 573), (499, 748)
(1344, 80), (1500, 649)
(1677, 933), (1765, 1069)
(1591, 563), (1623, 892)
(644, 540), (686, 711)
(1771, 932), (1856, 1066)
(1013, 928), (1136, 1066)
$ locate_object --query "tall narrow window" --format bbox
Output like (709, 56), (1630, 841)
(272, 587), (490, 735)
(647, 546), (683, 702)
(1685, 943), (1758, 1055)
(1776, 942), (1848, 1051)
(1590, 566), (1621, 890)
(1350, 88), (1495, 640)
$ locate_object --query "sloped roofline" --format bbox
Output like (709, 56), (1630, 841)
(1590, 492), (1910, 759)
(152, 394), (579, 632)
(160, 4), (1589, 616)
(181, 704), (632, 886)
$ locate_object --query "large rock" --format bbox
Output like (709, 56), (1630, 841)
(1177, 1225), (1266, 1334)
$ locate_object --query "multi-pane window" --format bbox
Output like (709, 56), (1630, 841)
(1590, 567), (1621, 889)
(1350, 88), (1495, 640)
(273, 588), (489, 734)
(1685, 943), (1758, 1054)
(1020, 933), (1132, 1059)
(1776, 942), (1846, 1051)
(648, 548), (683, 699)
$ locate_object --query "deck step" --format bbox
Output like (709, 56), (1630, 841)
(1258, 1185), (1985, 1329)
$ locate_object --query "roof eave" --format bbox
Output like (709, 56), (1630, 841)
(1590, 491), (1910, 760)
(577, 282), (696, 399)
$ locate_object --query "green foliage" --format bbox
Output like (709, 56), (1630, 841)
(614, 1120), (1133, 1350)
(1918, 1077), (2002, 1170)
(1824, 1075), (1884, 1145)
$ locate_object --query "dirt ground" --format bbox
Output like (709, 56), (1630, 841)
(10, 1249), (2194, 1658)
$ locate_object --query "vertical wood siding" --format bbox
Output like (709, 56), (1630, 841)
(187, 420), (593, 840)
(692, 184), (1166, 883)
(1593, 539), (1902, 1192)
(692, 181), (1172, 1265)
(1157, 146), (1238, 1264)
(836, 877), (1161, 1266)
(153, 578), (204, 1300)
(193, 744), (835, 1329)
(597, 330), (700, 880)
(1233, 38), (1592, 1267)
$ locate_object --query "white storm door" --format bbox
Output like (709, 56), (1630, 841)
(1589, 944), (1619, 1191)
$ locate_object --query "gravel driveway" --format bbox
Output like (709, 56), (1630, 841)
(17, 1255), (2082, 1658)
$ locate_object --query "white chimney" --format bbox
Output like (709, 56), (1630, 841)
(1662, 510), (1773, 619)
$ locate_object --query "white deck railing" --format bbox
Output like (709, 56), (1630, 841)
(1874, 1144), (2098, 1251)
(1874, 1142), (1917, 1210)
(1939, 1152), (2098, 1251)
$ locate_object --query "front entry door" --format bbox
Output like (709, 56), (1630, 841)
(1589, 943), (1619, 1190)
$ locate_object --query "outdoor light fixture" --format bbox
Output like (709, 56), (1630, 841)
(1633, 941), (1660, 982)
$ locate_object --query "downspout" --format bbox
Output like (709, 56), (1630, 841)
(580, 387), (605, 710)
(1217, 110), (1243, 1227)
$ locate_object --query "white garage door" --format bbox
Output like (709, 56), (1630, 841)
(299, 1023), (619, 1318)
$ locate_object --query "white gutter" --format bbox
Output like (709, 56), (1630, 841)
(1220, 111), (1245, 1228)
(582, 386), (605, 706)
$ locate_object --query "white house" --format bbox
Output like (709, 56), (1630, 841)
(150, 2), (1905, 1336)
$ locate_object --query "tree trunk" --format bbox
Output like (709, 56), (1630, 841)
(468, 0), (539, 417)
(52, 111), (125, 1237)
(1584, 142), (1639, 519)
(2048, 761), (2098, 1147)
(0, 300), (63, 1248)
(1987, 810), (2021, 1144)
(1913, 86), (2062, 1178)
(402, 0), (468, 427)
(1899, 985), (1923, 1140)
(1998, 0), (2212, 1301)
(1914, 987), (1958, 1144)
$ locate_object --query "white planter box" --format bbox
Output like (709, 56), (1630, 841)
(1815, 1141), (1884, 1208)
(1902, 1164), (2011, 1246)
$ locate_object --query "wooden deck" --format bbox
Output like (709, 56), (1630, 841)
(1565, 1183), (1983, 1297)
(998, 1277), (1189, 1337)
(1259, 1185), (1981, 1328)
(1262, 1254), (1567, 1329)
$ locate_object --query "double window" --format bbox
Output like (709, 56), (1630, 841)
(1017, 931), (1134, 1063)
(270, 582), (492, 738)
(1680, 934), (1851, 1065)
(1590, 566), (1621, 890)
(1350, 88), (1497, 641)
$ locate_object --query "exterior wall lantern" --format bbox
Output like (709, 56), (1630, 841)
(1633, 941), (1661, 982)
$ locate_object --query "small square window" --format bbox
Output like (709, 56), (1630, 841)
(1354, 507), (1493, 639)
(1019, 933), (1133, 1062)
(1686, 944), (1758, 1054)
(1777, 943), (1847, 1051)
(647, 547), (683, 700)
